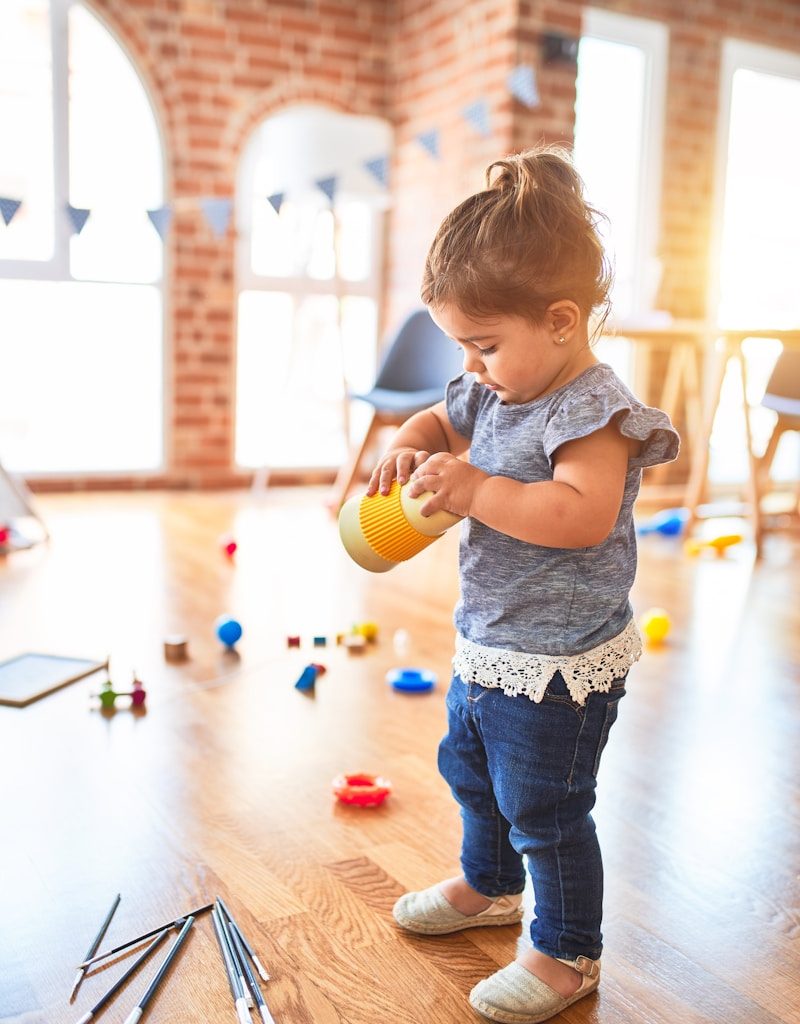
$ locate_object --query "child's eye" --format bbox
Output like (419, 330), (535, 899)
(477, 346), (497, 356)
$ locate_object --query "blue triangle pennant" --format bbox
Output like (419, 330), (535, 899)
(415, 129), (440, 160)
(267, 192), (285, 214)
(147, 205), (173, 240)
(200, 197), (233, 238)
(315, 176), (338, 203)
(0, 197), (22, 227)
(507, 64), (540, 108)
(66, 203), (91, 235)
(462, 98), (492, 137)
(363, 156), (389, 188)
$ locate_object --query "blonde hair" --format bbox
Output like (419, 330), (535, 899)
(421, 145), (612, 331)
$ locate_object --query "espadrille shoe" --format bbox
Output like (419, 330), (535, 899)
(392, 885), (523, 935)
(469, 955), (600, 1023)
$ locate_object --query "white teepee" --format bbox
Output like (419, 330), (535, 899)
(0, 460), (48, 547)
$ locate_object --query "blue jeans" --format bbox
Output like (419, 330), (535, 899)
(438, 671), (626, 961)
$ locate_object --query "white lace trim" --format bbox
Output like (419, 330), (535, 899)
(452, 619), (642, 706)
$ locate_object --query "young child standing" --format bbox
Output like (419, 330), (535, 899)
(367, 147), (679, 1024)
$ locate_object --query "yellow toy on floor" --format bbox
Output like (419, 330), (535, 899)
(684, 533), (743, 557)
(640, 607), (671, 645)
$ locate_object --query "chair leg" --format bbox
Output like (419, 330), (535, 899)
(328, 410), (379, 512)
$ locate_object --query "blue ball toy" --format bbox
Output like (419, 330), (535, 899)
(215, 615), (243, 648)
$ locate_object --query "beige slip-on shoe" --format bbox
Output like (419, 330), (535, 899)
(392, 884), (523, 935)
(469, 955), (600, 1023)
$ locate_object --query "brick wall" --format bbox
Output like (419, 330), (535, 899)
(30, 0), (800, 489)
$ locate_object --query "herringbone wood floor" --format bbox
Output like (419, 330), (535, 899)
(1, 489), (798, 1024)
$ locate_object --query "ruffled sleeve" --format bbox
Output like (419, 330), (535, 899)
(543, 385), (680, 470)
(445, 372), (485, 440)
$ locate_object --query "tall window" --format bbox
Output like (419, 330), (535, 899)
(0, 0), (165, 475)
(574, 9), (668, 385)
(708, 40), (800, 484)
(575, 9), (667, 322)
(235, 105), (390, 470)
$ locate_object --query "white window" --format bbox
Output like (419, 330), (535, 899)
(708, 40), (800, 484)
(0, 0), (165, 475)
(235, 105), (390, 471)
(574, 9), (668, 385)
(575, 9), (667, 323)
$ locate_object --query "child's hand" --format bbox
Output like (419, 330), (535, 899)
(406, 453), (488, 518)
(367, 447), (432, 497)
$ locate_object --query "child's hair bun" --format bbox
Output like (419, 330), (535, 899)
(422, 145), (613, 327)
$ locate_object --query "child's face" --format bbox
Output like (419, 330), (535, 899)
(431, 304), (590, 405)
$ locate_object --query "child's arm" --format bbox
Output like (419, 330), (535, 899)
(407, 422), (635, 548)
(366, 400), (471, 497)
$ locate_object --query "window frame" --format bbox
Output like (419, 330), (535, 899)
(579, 7), (669, 319)
(234, 104), (389, 472)
(709, 38), (800, 326)
(0, 0), (170, 479)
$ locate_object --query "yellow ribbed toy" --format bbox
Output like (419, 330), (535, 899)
(339, 481), (463, 573)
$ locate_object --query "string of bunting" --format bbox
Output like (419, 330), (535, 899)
(0, 64), (539, 238)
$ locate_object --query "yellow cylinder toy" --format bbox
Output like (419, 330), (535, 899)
(339, 480), (463, 572)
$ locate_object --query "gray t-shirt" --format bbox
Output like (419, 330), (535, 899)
(445, 363), (680, 656)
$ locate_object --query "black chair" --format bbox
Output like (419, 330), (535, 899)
(330, 308), (463, 509)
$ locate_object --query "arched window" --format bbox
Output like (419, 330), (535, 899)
(0, 0), (165, 475)
(235, 104), (391, 471)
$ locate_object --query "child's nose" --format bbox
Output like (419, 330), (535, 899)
(462, 348), (484, 373)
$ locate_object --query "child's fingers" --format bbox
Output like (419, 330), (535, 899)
(378, 459), (398, 495)
(396, 450), (423, 484)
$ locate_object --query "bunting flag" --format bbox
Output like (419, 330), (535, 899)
(363, 156), (389, 188)
(66, 203), (91, 235)
(267, 192), (285, 214)
(462, 98), (492, 137)
(415, 129), (440, 161)
(507, 64), (540, 108)
(200, 197), (233, 238)
(146, 205), (173, 240)
(0, 197), (22, 227)
(315, 176), (338, 203)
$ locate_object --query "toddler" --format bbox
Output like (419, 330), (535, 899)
(367, 147), (679, 1023)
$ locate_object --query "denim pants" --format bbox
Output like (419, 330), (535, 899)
(438, 671), (626, 961)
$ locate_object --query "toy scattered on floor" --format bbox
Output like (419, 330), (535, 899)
(684, 533), (743, 557)
(215, 615), (243, 649)
(386, 667), (436, 693)
(219, 534), (238, 559)
(93, 676), (147, 710)
(313, 636), (327, 647)
(286, 635), (301, 648)
(352, 621), (379, 643)
(392, 629), (411, 657)
(640, 607), (671, 644)
(637, 507), (688, 536)
(163, 635), (189, 662)
(343, 634), (367, 653)
(332, 772), (392, 807)
(294, 663), (326, 691)
(339, 480), (462, 572)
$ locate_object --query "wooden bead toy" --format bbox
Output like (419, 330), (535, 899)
(219, 534), (238, 558)
(164, 635), (189, 661)
(353, 622), (379, 643)
(287, 635), (301, 648)
(313, 636), (327, 647)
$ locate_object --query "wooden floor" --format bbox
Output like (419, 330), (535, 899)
(1, 489), (798, 1024)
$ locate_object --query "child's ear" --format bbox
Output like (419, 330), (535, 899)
(546, 301), (581, 340)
